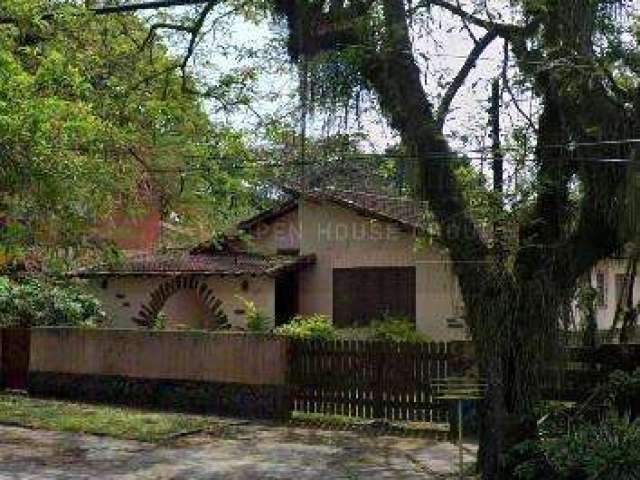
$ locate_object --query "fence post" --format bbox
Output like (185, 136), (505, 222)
(373, 341), (384, 419)
(1, 328), (31, 391)
(285, 337), (296, 417)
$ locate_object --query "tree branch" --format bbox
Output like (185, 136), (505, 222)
(0, 1), (212, 28)
(436, 27), (499, 130)
(500, 41), (537, 133)
(412, 0), (539, 39)
(0, 13), (54, 26)
(125, 63), (181, 95)
(91, 0), (210, 15)
(142, 22), (193, 49)
(356, 0), (492, 316)
(179, 1), (217, 89)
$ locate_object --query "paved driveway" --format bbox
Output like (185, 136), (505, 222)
(0, 424), (476, 479)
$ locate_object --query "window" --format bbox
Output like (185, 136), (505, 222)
(333, 267), (416, 327)
(595, 271), (606, 307)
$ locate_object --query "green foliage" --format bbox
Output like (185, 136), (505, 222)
(508, 439), (551, 480)
(291, 411), (359, 429)
(575, 285), (599, 346)
(511, 418), (640, 480)
(274, 314), (337, 340)
(0, 393), (221, 443)
(0, 276), (106, 327)
(549, 417), (640, 480)
(607, 368), (640, 417)
(152, 311), (168, 330)
(512, 370), (640, 479)
(576, 285), (598, 315)
(238, 296), (271, 333)
(370, 315), (428, 343)
(0, 1), (263, 264)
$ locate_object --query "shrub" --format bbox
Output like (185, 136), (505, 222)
(152, 312), (168, 330)
(0, 276), (107, 327)
(274, 314), (337, 340)
(546, 417), (640, 480)
(238, 297), (270, 333)
(510, 415), (640, 480)
(370, 315), (428, 342)
(509, 439), (555, 480)
(607, 368), (640, 418)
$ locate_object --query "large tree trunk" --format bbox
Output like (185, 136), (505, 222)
(274, 0), (628, 477)
(362, 0), (557, 479)
(357, 2), (549, 476)
(468, 277), (568, 478)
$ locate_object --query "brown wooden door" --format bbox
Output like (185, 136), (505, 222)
(1, 329), (31, 390)
(333, 267), (416, 327)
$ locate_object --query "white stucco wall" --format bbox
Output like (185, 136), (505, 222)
(250, 198), (466, 341)
(87, 274), (275, 330)
(588, 258), (640, 330)
(248, 208), (300, 254)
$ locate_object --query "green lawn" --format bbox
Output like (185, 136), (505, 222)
(0, 393), (449, 443)
(0, 394), (223, 443)
(290, 411), (450, 438)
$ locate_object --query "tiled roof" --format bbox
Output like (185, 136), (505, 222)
(72, 252), (316, 277)
(237, 200), (298, 231)
(237, 187), (429, 233)
(300, 188), (428, 230)
(242, 186), (516, 242)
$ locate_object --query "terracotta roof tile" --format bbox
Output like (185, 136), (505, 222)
(72, 252), (315, 277)
(305, 188), (428, 229)
(273, 186), (517, 242)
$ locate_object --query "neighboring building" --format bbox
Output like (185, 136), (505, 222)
(100, 205), (162, 255)
(99, 176), (164, 255)
(587, 256), (639, 330)
(75, 188), (469, 341)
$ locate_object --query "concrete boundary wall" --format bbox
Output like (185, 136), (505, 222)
(29, 328), (288, 385)
(27, 328), (290, 419)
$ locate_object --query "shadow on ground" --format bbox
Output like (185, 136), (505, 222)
(0, 422), (477, 479)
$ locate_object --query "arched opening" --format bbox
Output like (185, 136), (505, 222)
(160, 288), (222, 329)
(133, 276), (228, 329)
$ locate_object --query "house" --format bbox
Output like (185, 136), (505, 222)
(75, 187), (469, 341)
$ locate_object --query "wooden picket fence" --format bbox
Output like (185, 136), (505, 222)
(289, 340), (457, 423)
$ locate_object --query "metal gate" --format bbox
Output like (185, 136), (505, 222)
(1, 329), (31, 390)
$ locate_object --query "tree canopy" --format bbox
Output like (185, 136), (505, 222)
(0, 0), (264, 269)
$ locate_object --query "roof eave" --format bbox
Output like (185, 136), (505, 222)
(70, 270), (263, 278)
(237, 199), (298, 231)
(264, 253), (317, 277)
(296, 190), (422, 233)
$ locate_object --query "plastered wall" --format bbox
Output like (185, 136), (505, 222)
(89, 274), (275, 330)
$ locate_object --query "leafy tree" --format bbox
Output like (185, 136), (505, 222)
(0, 0), (263, 269)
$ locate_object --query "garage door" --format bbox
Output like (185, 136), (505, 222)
(333, 267), (416, 327)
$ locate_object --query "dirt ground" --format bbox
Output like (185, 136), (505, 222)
(0, 423), (477, 479)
